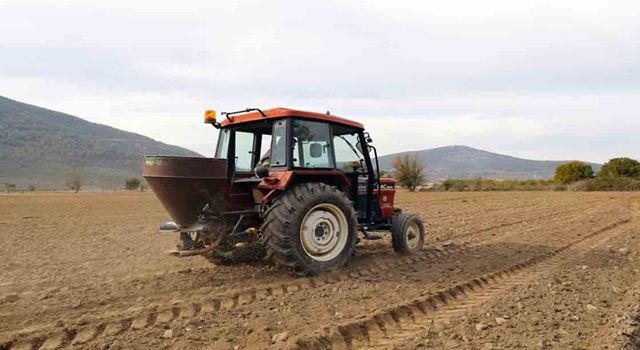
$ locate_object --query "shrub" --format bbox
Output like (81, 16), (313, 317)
(566, 180), (589, 191)
(441, 179), (554, 191)
(582, 177), (640, 191)
(4, 183), (17, 193)
(28, 184), (36, 192)
(443, 179), (468, 191)
(598, 157), (640, 179)
(554, 161), (594, 184)
(552, 184), (567, 191)
(392, 155), (425, 191)
(65, 172), (82, 193)
(125, 178), (141, 191)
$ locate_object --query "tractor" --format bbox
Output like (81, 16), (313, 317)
(143, 108), (425, 275)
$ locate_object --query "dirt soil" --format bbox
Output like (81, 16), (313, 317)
(1, 191), (639, 350)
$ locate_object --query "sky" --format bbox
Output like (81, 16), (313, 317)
(1, 0), (639, 162)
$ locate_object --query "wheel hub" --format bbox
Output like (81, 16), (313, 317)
(315, 224), (327, 238)
(405, 222), (420, 249)
(300, 203), (349, 262)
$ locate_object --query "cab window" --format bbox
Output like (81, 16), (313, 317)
(292, 120), (334, 169)
(270, 120), (287, 167)
(234, 131), (254, 172)
(333, 133), (366, 172)
(215, 129), (230, 159)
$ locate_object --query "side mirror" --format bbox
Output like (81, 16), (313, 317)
(309, 143), (323, 158)
(364, 132), (373, 143)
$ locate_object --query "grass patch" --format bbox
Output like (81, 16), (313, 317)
(436, 179), (557, 191)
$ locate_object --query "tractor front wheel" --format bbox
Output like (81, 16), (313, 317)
(391, 213), (425, 255)
(262, 182), (357, 276)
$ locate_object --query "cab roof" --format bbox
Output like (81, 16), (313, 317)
(219, 108), (364, 129)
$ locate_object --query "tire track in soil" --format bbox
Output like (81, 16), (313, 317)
(2, 197), (597, 346)
(437, 197), (609, 242)
(406, 196), (602, 221)
(463, 200), (627, 247)
(2, 196), (626, 350)
(357, 196), (610, 257)
(0, 202), (568, 349)
(8, 195), (603, 323)
(373, 221), (627, 349)
(293, 218), (631, 350)
(1, 244), (473, 350)
(403, 200), (536, 219)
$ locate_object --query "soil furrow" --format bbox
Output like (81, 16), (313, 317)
(293, 218), (631, 349)
(1, 192), (635, 350)
(1, 243), (473, 350)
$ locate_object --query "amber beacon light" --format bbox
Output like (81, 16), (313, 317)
(204, 110), (217, 124)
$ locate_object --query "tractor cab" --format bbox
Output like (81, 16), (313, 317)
(208, 108), (393, 228)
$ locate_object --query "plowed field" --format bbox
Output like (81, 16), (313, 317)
(1, 191), (639, 349)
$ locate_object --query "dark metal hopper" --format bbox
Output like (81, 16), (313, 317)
(143, 156), (228, 228)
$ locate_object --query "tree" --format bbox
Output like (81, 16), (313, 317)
(598, 157), (640, 179)
(28, 184), (36, 192)
(554, 161), (594, 184)
(125, 177), (141, 191)
(65, 172), (82, 193)
(4, 183), (16, 193)
(392, 155), (425, 191)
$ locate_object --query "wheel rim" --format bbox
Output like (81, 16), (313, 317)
(300, 203), (349, 262)
(405, 221), (421, 250)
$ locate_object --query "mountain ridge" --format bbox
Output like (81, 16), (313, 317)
(1, 95), (601, 188)
(378, 145), (601, 180)
(0, 95), (201, 189)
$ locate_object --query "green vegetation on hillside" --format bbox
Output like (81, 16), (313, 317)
(0, 95), (201, 189)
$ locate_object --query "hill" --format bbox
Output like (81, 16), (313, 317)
(0, 95), (201, 190)
(378, 145), (601, 180)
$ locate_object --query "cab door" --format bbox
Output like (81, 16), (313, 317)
(332, 133), (369, 218)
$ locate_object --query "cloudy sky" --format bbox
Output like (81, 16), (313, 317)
(2, 0), (639, 162)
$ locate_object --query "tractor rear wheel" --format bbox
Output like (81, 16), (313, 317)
(391, 213), (425, 255)
(262, 182), (357, 276)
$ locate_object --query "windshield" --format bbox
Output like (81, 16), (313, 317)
(334, 133), (366, 172)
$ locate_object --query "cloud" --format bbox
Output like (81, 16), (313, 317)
(1, 0), (639, 163)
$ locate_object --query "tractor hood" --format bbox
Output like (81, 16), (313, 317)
(143, 156), (228, 228)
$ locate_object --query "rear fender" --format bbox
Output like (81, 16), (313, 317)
(258, 170), (351, 203)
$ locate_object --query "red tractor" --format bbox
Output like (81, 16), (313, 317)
(143, 108), (425, 275)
